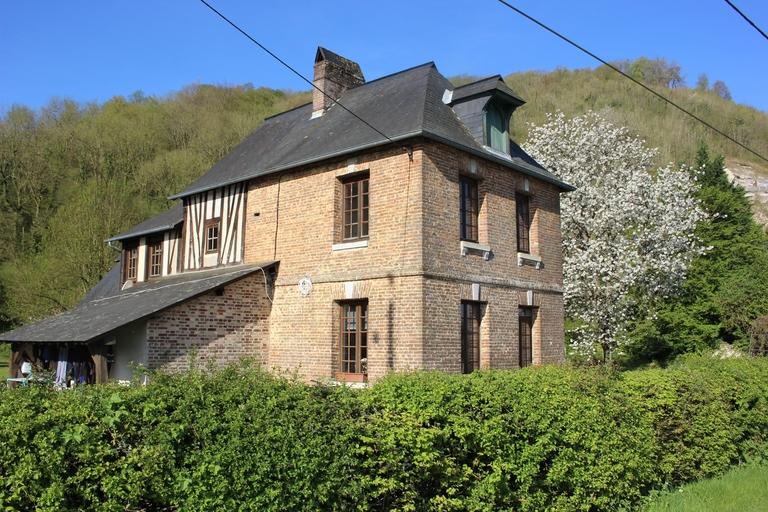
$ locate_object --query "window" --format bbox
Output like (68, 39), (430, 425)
(516, 193), (531, 253)
(147, 237), (163, 278)
(460, 176), (479, 242)
(123, 242), (138, 282)
(519, 307), (534, 367)
(339, 301), (368, 378)
(461, 301), (481, 373)
(485, 103), (509, 153)
(205, 218), (220, 254)
(342, 174), (369, 241)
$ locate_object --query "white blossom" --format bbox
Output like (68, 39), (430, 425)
(524, 112), (707, 360)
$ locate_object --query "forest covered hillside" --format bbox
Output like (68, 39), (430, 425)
(0, 57), (766, 328)
(501, 58), (768, 224)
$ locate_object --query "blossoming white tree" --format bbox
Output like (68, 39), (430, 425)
(524, 112), (706, 360)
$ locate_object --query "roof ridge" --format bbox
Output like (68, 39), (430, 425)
(263, 62), (437, 124)
(263, 100), (312, 121)
(417, 65), (438, 134)
(453, 75), (504, 89)
(361, 61), (435, 86)
(425, 68), (485, 150)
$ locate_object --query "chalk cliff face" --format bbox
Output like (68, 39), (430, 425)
(725, 159), (768, 227)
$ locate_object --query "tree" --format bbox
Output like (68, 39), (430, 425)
(627, 145), (768, 362)
(712, 80), (732, 100)
(627, 57), (683, 88)
(0, 85), (309, 325)
(524, 112), (706, 361)
(695, 73), (709, 92)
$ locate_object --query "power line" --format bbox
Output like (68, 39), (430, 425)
(724, 0), (768, 42)
(197, 0), (399, 149)
(494, 0), (768, 164)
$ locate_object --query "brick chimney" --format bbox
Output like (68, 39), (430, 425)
(312, 47), (365, 118)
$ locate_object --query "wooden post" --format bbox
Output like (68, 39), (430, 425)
(88, 342), (108, 384)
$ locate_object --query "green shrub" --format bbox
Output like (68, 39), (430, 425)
(0, 356), (766, 511)
(358, 367), (658, 511)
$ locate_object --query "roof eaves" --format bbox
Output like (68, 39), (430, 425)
(451, 75), (525, 106)
(106, 222), (182, 243)
(83, 262), (276, 341)
(168, 130), (423, 199)
(0, 262), (278, 343)
(170, 126), (573, 198)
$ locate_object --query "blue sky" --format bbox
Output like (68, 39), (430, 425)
(1, 0), (766, 113)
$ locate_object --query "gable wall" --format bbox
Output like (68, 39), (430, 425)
(243, 145), (424, 283)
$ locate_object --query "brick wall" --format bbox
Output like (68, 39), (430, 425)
(420, 142), (564, 290)
(266, 276), (424, 382)
(243, 145), (424, 283)
(146, 273), (271, 372)
(421, 278), (564, 373)
(236, 139), (565, 381)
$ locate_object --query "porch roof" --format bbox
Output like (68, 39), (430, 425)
(0, 262), (276, 344)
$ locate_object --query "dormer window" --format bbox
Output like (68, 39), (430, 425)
(147, 236), (163, 278)
(123, 241), (138, 283)
(205, 218), (220, 254)
(485, 103), (509, 154)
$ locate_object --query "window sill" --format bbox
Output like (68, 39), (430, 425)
(334, 372), (368, 384)
(517, 252), (542, 269)
(460, 240), (492, 260)
(482, 145), (512, 160)
(332, 239), (369, 251)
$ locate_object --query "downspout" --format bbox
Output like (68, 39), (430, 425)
(273, 175), (282, 260)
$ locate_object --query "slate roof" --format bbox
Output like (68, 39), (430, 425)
(0, 263), (275, 343)
(171, 63), (573, 199)
(450, 75), (526, 105)
(107, 202), (184, 242)
(80, 260), (122, 304)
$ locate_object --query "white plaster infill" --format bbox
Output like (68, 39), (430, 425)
(517, 252), (543, 269)
(332, 239), (369, 252)
(460, 240), (492, 260)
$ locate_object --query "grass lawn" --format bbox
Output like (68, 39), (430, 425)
(643, 463), (768, 512)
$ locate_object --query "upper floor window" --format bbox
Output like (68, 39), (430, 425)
(205, 218), (220, 254)
(123, 242), (138, 283)
(516, 193), (531, 253)
(485, 103), (509, 154)
(343, 174), (369, 241)
(147, 237), (163, 278)
(461, 301), (481, 374)
(460, 176), (479, 242)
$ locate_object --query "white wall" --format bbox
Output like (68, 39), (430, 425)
(136, 236), (147, 283)
(110, 320), (148, 381)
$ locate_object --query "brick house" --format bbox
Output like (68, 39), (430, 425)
(2, 48), (573, 384)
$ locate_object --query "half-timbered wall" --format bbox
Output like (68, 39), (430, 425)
(182, 183), (247, 271)
(163, 228), (181, 276)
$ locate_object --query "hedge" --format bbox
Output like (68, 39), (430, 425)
(0, 355), (766, 511)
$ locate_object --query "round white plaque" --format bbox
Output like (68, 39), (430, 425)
(297, 276), (313, 297)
